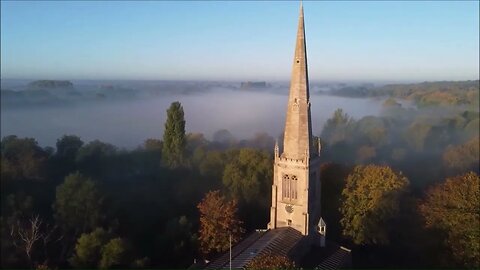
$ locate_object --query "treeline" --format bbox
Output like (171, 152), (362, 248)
(0, 80), (234, 109)
(328, 80), (479, 108)
(318, 104), (479, 268)
(1, 102), (274, 268)
(1, 100), (479, 269)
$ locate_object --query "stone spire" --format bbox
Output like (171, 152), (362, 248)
(282, 2), (314, 161)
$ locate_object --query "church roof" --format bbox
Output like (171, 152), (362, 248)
(203, 229), (352, 270)
(205, 227), (303, 269)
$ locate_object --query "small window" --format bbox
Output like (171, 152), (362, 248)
(287, 219), (292, 226)
(296, 60), (300, 63)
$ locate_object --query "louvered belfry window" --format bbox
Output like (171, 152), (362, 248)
(282, 174), (298, 200)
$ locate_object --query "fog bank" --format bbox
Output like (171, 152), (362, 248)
(1, 89), (386, 148)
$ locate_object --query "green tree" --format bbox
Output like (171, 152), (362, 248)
(99, 238), (128, 269)
(197, 190), (244, 256)
(53, 172), (104, 236)
(212, 129), (236, 146)
(321, 108), (354, 145)
(340, 165), (409, 245)
(222, 149), (272, 204)
(70, 227), (130, 269)
(419, 172), (480, 268)
(56, 135), (84, 160)
(75, 140), (116, 177)
(55, 135), (84, 176)
(162, 102), (186, 168)
(69, 228), (108, 268)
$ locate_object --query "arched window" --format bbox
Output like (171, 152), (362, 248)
(291, 175), (298, 199)
(282, 174), (297, 201)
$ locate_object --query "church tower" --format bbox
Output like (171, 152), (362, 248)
(268, 3), (321, 236)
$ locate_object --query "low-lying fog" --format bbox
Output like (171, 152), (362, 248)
(1, 87), (387, 149)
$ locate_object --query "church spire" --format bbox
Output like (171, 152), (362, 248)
(282, 2), (314, 161)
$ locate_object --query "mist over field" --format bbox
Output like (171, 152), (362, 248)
(0, 80), (387, 148)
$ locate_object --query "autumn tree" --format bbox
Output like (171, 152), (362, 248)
(419, 172), (480, 268)
(197, 190), (244, 256)
(340, 165), (409, 245)
(162, 102), (186, 168)
(246, 253), (296, 270)
(404, 120), (432, 151)
(442, 136), (479, 174)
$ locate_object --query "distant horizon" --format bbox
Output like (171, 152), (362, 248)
(2, 1), (479, 81)
(2, 77), (479, 85)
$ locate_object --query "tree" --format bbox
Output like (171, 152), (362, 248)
(99, 238), (128, 269)
(340, 165), (409, 245)
(56, 135), (84, 160)
(356, 145), (376, 164)
(69, 228), (108, 268)
(54, 135), (84, 177)
(75, 140), (116, 177)
(442, 136), (479, 174)
(212, 129), (236, 147)
(144, 139), (162, 151)
(197, 190), (244, 256)
(69, 228), (129, 269)
(419, 172), (480, 268)
(246, 253), (296, 269)
(321, 109), (354, 145)
(53, 172), (104, 236)
(9, 215), (61, 267)
(222, 149), (272, 204)
(1, 135), (48, 182)
(10, 215), (43, 264)
(162, 102), (186, 168)
(404, 120), (432, 151)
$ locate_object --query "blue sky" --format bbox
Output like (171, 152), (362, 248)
(1, 1), (479, 82)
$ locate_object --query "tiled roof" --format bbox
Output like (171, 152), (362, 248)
(205, 227), (303, 269)
(315, 246), (352, 270)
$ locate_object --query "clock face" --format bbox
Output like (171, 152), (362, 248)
(285, 204), (294, 213)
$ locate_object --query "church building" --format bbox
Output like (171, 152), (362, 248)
(204, 4), (351, 269)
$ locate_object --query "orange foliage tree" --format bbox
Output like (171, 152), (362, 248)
(246, 253), (296, 270)
(419, 172), (480, 268)
(197, 190), (244, 256)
